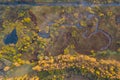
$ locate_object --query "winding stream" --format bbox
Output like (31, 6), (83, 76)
(0, 1), (115, 50)
(82, 14), (112, 50)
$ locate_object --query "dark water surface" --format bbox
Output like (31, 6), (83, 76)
(0, 1), (120, 7)
(3, 28), (18, 45)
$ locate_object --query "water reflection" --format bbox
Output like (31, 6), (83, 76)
(38, 31), (50, 38)
(38, 26), (50, 39)
(75, 23), (83, 29)
(3, 28), (18, 45)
